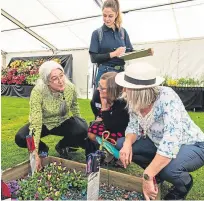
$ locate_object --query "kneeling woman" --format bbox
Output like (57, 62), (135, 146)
(86, 72), (129, 162)
(15, 61), (88, 171)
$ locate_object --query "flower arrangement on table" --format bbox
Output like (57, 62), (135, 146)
(163, 76), (204, 87)
(1, 58), (61, 86)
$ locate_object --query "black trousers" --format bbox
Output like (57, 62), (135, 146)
(15, 117), (88, 152)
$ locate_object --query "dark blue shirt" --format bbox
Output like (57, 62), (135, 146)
(89, 24), (133, 66)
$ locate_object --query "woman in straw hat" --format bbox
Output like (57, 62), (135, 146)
(15, 61), (88, 171)
(115, 62), (204, 200)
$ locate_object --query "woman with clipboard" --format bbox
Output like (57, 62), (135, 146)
(89, 0), (133, 88)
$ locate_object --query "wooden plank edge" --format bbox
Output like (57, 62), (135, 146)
(2, 156), (161, 199)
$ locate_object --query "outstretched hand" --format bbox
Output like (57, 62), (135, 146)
(119, 142), (132, 168)
(143, 179), (158, 200)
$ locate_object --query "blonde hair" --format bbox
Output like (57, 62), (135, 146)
(123, 87), (160, 113)
(100, 72), (122, 103)
(102, 0), (122, 29)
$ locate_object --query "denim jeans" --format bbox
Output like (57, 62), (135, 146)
(95, 65), (124, 87)
(116, 137), (204, 193)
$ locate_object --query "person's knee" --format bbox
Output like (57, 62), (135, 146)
(15, 133), (27, 148)
(88, 132), (96, 141)
(15, 124), (29, 148)
(116, 137), (125, 150)
(159, 163), (182, 183)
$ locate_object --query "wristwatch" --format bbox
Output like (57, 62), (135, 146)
(143, 173), (152, 181)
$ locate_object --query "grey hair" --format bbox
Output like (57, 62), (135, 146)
(35, 61), (70, 117)
(122, 87), (160, 113)
(39, 60), (64, 84)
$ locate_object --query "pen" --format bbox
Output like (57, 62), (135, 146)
(113, 47), (131, 50)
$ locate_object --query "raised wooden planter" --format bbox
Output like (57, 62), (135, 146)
(2, 156), (161, 199)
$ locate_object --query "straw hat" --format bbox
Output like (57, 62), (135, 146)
(115, 62), (164, 89)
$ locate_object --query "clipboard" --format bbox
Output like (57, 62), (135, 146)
(119, 48), (153, 61)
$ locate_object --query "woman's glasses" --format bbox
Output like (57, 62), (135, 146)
(98, 83), (107, 92)
(50, 73), (64, 84)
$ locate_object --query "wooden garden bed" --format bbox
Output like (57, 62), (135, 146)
(2, 156), (161, 199)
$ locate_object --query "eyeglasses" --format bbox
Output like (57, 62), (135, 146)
(49, 73), (64, 84)
(98, 83), (107, 92)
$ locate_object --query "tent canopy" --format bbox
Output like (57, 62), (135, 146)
(1, 0), (204, 52)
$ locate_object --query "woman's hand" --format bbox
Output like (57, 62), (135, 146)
(35, 152), (42, 171)
(119, 141), (132, 168)
(114, 47), (126, 57)
(110, 46), (126, 58)
(143, 179), (158, 200)
(100, 97), (110, 111)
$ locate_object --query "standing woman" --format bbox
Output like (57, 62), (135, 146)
(89, 0), (133, 87)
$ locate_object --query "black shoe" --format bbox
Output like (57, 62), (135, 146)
(55, 144), (77, 158)
(164, 175), (193, 200)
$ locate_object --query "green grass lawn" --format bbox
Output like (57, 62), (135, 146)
(1, 96), (204, 199)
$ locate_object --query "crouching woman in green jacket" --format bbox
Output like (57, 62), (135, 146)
(15, 61), (88, 171)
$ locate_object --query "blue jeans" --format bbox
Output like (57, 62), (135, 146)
(95, 65), (124, 87)
(116, 137), (204, 193)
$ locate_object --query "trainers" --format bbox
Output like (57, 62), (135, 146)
(39, 151), (48, 158)
(164, 175), (193, 200)
(38, 145), (49, 157)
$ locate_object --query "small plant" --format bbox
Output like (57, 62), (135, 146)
(163, 76), (203, 87)
(7, 162), (87, 200)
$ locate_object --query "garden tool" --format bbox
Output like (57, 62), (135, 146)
(96, 130), (120, 159)
(26, 130), (36, 175)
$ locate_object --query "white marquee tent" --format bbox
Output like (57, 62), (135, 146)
(1, 0), (204, 98)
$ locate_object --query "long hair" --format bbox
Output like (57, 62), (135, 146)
(122, 87), (160, 113)
(100, 72), (123, 104)
(102, 0), (122, 29)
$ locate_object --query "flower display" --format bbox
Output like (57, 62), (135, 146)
(1, 58), (61, 86)
(7, 162), (87, 200)
(163, 76), (204, 87)
(6, 161), (145, 200)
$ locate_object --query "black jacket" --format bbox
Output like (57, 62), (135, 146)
(90, 90), (129, 134)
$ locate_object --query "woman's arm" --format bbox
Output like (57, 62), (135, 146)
(124, 28), (133, 52)
(90, 90), (101, 119)
(29, 88), (43, 153)
(145, 88), (183, 177)
(90, 52), (111, 64)
(70, 86), (81, 117)
(144, 154), (171, 178)
(90, 49), (123, 64)
(119, 113), (140, 168)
